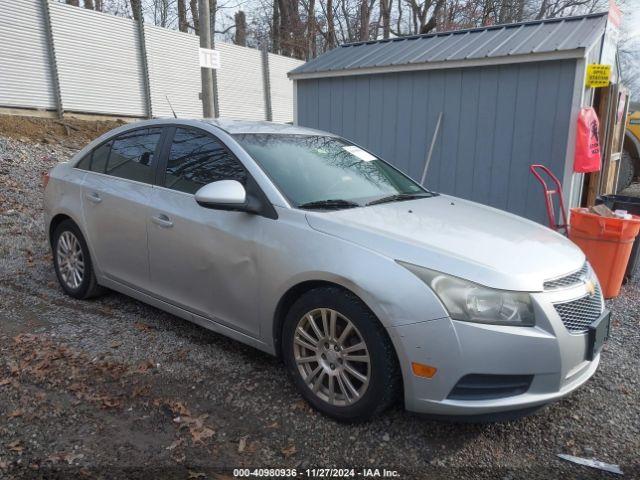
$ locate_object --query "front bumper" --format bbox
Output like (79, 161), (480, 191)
(387, 289), (604, 416)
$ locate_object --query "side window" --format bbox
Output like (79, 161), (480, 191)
(89, 141), (112, 173)
(164, 128), (247, 194)
(105, 128), (162, 183)
(75, 141), (111, 172)
(75, 153), (91, 170)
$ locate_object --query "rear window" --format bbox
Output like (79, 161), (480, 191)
(76, 128), (162, 184)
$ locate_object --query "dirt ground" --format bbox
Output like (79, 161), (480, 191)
(0, 115), (123, 147)
(0, 115), (639, 479)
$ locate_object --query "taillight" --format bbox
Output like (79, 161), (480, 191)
(42, 171), (51, 189)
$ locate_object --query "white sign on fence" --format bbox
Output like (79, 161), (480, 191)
(199, 48), (221, 69)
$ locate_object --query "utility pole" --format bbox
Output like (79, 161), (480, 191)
(198, 0), (215, 117)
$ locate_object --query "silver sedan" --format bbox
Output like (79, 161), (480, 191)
(44, 119), (609, 422)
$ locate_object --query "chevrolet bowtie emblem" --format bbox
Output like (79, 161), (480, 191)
(585, 279), (596, 297)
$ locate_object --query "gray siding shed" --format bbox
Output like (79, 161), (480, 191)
(290, 13), (610, 225)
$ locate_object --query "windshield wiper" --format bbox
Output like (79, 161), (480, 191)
(298, 199), (360, 210)
(366, 192), (434, 206)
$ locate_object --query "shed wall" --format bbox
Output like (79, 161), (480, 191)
(296, 59), (577, 225)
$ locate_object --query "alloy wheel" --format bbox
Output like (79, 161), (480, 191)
(293, 308), (371, 406)
(56, 231), (85, 289)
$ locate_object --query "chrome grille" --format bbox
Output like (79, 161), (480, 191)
(544, 263), (589, 290)
(553, 284), (604, 333)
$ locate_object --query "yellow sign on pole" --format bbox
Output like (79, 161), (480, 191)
(585, 64), (611, 88)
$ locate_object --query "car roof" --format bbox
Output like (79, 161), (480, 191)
(117, 117), (334, 136)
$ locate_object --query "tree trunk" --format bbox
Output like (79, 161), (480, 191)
(308, 0), (316, 58)
(421, 0), (444, 34)
(130, 0), (141, 20)
(66, 0), (79, 6)
(84, 0), (95, 9)
(358, 0), (370, 41)
(272, 0), (281, 54)
(178, 0), (189, 32)
(327, 0), (336, 48)
(234, 11), (247, 46)
(380, 0), (390, 39)
(190, 0), (200, 34)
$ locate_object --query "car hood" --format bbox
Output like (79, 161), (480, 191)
(305, 195), (584, 292)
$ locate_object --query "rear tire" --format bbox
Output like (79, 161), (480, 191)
(282, 287), (401, 422)
(616, 151), (635, 192)
(52, 219), (104, 299)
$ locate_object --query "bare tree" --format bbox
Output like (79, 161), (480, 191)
(177, 0), (189, 32)
(234, 10), (248, 45)
(130, 0), (141, 20)
(190, 0), (200, 33)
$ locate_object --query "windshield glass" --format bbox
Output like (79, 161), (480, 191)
(234, 134), (427, 208)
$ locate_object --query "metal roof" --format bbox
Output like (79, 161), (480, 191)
(289, 12), (608, 79)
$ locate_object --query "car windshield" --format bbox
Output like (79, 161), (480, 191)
(234, 134), (430, 209)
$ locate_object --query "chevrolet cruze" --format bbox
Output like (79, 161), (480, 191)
(44, 119), (610, 422)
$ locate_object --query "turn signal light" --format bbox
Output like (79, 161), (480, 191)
(411, 362), (437, 378)
(42, 171), (51, 189)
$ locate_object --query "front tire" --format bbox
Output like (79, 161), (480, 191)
(282, 287), (401, 422)
(52, 219), (104, 299)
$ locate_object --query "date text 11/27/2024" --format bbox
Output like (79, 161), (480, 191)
(233, 468), (401, 477)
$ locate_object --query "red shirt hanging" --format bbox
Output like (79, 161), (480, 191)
(574, 107), (601, 173)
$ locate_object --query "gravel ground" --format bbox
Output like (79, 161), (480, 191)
(1, 127), (639, 480)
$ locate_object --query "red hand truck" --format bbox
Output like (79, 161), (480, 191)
(530, 164), (569, 234)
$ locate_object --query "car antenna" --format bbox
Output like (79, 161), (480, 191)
(166, 95), (177, 118)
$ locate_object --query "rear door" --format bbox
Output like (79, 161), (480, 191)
(81, 127), (164, 290)
(147, 126), (263, 336)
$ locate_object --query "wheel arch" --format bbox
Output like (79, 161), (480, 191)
(272, 279), (399, 364)
(49, 213), (75, 247)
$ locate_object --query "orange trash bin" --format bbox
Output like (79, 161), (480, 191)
(569, 208), (640, 298)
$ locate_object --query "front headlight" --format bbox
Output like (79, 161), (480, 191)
(398, 261), (535, 326)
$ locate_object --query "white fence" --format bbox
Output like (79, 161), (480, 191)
(0, 0), (303, 121)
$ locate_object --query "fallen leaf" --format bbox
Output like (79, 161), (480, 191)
(8, 410), (23, 419)
(132, 384), (150, 398)
(46, 452), (84, 465)
(238, 436), (248, 453)
(188, 471), (206, 479)
(134, 322), (153, 332)
(281, 444), (297, 458)
(136, 360), (155, 373)
(291, 400), (310, 411)
(166, 438), (184, 451)
(191, 426), (215, 444)
(0, 460), (7, 470)
(110, 341), (122, 349)
(7, 440), (23, 453)
(266, 421), (279, 429)
(0, 379), (10, 386)
(171, 452), (186, 464)
(100, 397), (122, 409)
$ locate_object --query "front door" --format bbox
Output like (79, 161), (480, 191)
(81, 127), (163, 290)
(147, 127), (263, 337)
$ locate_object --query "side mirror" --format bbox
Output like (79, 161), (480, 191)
(195, 180), (247, 210)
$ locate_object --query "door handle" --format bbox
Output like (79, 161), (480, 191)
(85, 192), (102, 204)
(151, 213), (174, 228)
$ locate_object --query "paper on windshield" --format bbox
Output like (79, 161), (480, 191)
(342, 146), (376, 162)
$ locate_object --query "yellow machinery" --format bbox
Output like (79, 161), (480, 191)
(620, 107), (640, 191)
